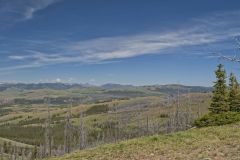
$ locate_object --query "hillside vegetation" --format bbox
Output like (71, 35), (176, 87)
(0, 84), (211, 159)
(49, 122), (240, 160)
(46, 64), (240, 160)
(0, 137), (33, 148)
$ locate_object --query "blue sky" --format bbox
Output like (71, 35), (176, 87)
(1, 0), (240, 86)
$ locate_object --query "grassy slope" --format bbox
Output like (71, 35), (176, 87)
(0, 137), (33, 160)
(0, 137), (33, 148)
(0, 93), (209, 126)
(49, 123), (240, 160)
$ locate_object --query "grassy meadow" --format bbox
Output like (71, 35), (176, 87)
(48, 122), (240, 160)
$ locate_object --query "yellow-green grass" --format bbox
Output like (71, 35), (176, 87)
(0, 137), (33, 148)
(49, 122), (240, 160)
(0, 96), (165, 125)
(0, 88), (103, 100)
(0, 94), (211, 129)
(0, 153), (12, 160)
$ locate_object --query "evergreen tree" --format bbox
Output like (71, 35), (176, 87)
(209, 64), (229, 113)
(229, 73), (240, 112)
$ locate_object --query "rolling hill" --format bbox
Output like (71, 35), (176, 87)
(0, 83), (212, 159)
(0, 137), (33, 148)
(48, 122), (240, 160)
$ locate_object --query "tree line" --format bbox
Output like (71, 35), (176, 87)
(195, 64), (240, 127)
(210, 64), (240, 113)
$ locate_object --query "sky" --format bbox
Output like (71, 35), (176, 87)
(1, 0), (240, 86)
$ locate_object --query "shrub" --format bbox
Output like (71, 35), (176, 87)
(85, 104), (109, 115)
(159, 113), (168, 118)
(194, 112), (240, 127)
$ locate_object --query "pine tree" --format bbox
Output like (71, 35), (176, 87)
(209, 64), (229, 113)
(229, 73), (240, 112)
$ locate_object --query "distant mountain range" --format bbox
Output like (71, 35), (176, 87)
(0, 83), (92, 91)
(0, 83), (212, 93)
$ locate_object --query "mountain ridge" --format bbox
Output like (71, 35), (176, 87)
(0, 82), (212, 92)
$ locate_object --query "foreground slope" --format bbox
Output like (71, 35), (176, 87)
(49, 123), (240, 160)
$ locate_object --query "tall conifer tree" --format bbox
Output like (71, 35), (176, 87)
(209, 64), (229, 113)
(229, 73), (240, 112)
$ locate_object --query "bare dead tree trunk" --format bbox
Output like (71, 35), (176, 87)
(64, 99), (73, 154)
(146, 115), (149, 135)
(51, 136), (54, 156)
(96, 131), (101, 145)
(114, 104), (119, 143)
(11, 154), (15, 160)
(13, 145), (17, 160)
(26, 151), (32, 160)
(137, 111), (142, 137)
(174, 86), (180, 131)
(185, 89), (190, 129)
(38, 145), (43, 159)
(185, 89), (193, 129)
(165, 94), (173, 133)
(0, 146), (3, 160)
(79, 112), (86, 150)
(197, 102), (201, 118)
(44, 97), (52, 157)
(56, 145), (64, 156)
(101, 130), (105, 144)
(21, 148), (25, 160)
(106, 108), (113, 143)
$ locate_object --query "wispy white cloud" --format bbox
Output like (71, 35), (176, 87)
(8, 55), (27, 60)
(0, 0), (59, 26)
(0, 63), (42, 71)
(67, 11), (240, 62)
(4, 10), (240, 71)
